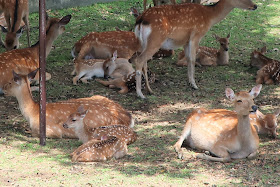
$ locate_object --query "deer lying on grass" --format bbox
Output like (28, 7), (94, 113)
(256, 61), (280, 85)
(174, 84), (262, 162)
(71, 135), (128, 162)
(0, 0), (30, 50)
(0, 15), (72, 94)
(97, 70), (156, 94)
(253, 109), (279, 138)
(72, 51), (134, 85)
(177, 34), (230, 66)
(3, 69), (134, 138)
(134, 0), (257, 98)
(250, 46), (279, 70)
(72, 30), (141, 61)
(63, 106), (137, 144)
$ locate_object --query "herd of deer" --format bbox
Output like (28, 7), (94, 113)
(0, 0), (279, 162)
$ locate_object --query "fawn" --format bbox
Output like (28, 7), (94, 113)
(72, 51), (134, 85)
(176, 34), (230, 66)
(71, 135), (128, 162)
(250, 46), (273, 69)
(174, 84), (262, 162)
(3, 69), (134, 139)
(97, 70), (156, 94)
(63, 106), (136, 144)
(256, 61), (280, 85)
(0, 0), (30, 50)
(134, 0), (257, 98)
(0, 15), (72, 94)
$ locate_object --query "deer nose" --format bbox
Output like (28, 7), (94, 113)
(253, 4), (258, 10)
(225, 48), (228, 51)
(251, 105), (258, 112)
(63, 124), (68, 128)
(104, 75), (109, 79)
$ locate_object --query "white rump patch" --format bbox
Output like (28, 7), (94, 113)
(135, 24), (152, 51)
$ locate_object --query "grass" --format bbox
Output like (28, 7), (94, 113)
(0, 0), (280, 186)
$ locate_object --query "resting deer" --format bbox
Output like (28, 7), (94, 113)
(250, 46), (278, 69)
(72, 30), (141, 61)
(97, 70), (156, 94)
(256, 61), (280, 85)
(72, 51), (134, 85)
(134, 0), (257, 98)
(0, 0), (30, 50)
(174, 84), (262, 162)
(253, 109), (279, 138)
(3, 69), (134, 139)
(0, 15), (72, 94)
(63, 106), (137, 144)
(71, 135), (128, 162)
(177, 33), (230, 66)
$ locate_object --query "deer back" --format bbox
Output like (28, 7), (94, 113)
(74, 31), (141, 60)
(71, 136), (127, 162)
(91, 125), (137, 145)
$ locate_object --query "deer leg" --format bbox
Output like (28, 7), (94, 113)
(23, 15), (31, 47)
(174, 122), (191, 159)
(143, 61), (153, 94)
(247, 151), (258, 160)
(185, 40), (199, 89)
(196, 153), (231, 162)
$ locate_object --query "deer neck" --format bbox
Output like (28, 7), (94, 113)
(217, 47), (229, 64)
(237, 114), (254, 141)
(74, 121), (90, 143)
(208, 0), (235, 26)
(15, 84), (39, 128)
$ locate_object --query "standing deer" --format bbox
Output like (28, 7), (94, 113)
(134, 0), (257, 98)
(71, 135), (128, 162)
(0, 15), (72, 94)
(63, 106), (137, 144)
(174, 84), (262, 162)
(72, 51), (134, 85)
(0, 0), (30, 50)
(250, 46), (278, 69)
(3, 69), (134, 139)
(177, 33), (230, 66)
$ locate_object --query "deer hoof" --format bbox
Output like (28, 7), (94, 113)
(189, 82), (199, 90)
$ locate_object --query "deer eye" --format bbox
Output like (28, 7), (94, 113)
(72, 119), (76, 122)
(237, 100), (242, 103)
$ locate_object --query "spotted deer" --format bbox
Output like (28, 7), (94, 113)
(0, 15), (72, 94)
(174, 84), (262, 162)
(177, 33), (230, 66)
(134, 0), (257, 98)
(3, 69), (134, 139)
(97, 70), (156, 94)
(0, 0), (30, 50)
(256, 61), (280, 85)
(72, 51), (134, 85)
(250, 46), (278, 69)
(72, 30), (141, 61)
(63, 106), (137, 144)
(71, 135), (128, 162)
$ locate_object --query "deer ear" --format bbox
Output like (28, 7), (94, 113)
(59, 15), (71, 26)
(28, 69), (38, 81)
(112, 51), (117, 60)
(225, 88), (235, 101)
(227, 33), (230, 38)
(261, 46), (267, 54)
(1, 25), (8, 33)
(130, 7), (140, 18)
(213, 34), (220, 40)
(274, 109), (280, 117)
(13, 71), (22, 85)
(249, 84), (262, 98)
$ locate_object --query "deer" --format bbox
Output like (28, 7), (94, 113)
(0, 0), (30, 50)
(176, 33), (230, 66)
(97, 70), (156, 94)
(72, 30), (141, 61)
(63, 106), (137, 144)
(72, 51), (134, 85)
(250, 46), (278, 69)
(252, 109), (279, 138)
(3, 69), (134, 139)
(0, 14), (72, 94)
(256, 60), (280, 85)
(71, 135), (128, 162)
(174, 84), (262, 162)
(143, 0), (176, 11)
(133, 0), (257, 98)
